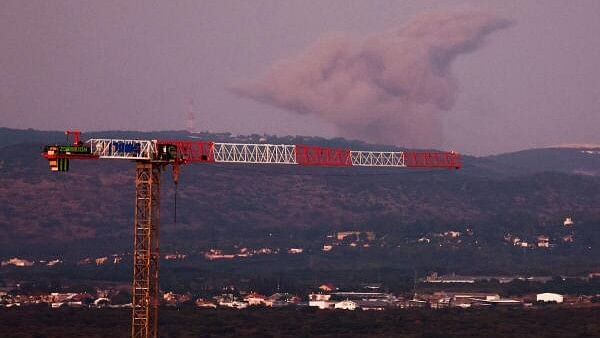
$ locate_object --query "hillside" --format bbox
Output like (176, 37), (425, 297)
(486, 147), (600, 176)
(0, 128), (599, 274)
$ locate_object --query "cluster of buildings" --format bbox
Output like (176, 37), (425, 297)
(0, 218), (581, 271)
(308, 291), (398, 310)
(503, 233), (575, 249)
(1, 258), (35, 267)
(208, 292), (301, 309)
(1, 280), (597, 311)
(322, 230), (378, 252)
(187, 284), (595, 311)
(1, 252), (190, 269)
(418, 291), (598, 309)
(305, 283), (598, 311)
(204, 247), (285, 260)
(308, 283), (525, 310)
(504, 217), (577, 249)
(1, 257), (64, 268)
(203, 246), (306, 261)
(424, 273), (555, 284)
(160, 290), (303, 309)
(416, 229), (471, 246)
(0, 289), (129, 309)
(78, 255), (123, 266)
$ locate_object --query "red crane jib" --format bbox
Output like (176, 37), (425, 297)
(157, 140), (215, 164)
(155, 140), (461, 168)
(295, 144), (352, 166)
(404, 151), (462, 169)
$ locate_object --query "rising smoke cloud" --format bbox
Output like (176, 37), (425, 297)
(230, 11), (512, 148)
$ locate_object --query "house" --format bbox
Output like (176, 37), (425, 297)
(310, 293), (331, 301)
(336, 231), (361, 241)
(356, 300), (389, 311)
(195, 299), (217, 308)
(1, 258), (34, 267)
(444, 231), (461, 238)
(216, 294), (248, 309)
(318, 283), (336, 292)
(478, 298), (522, 307)
(334, 300), (357, 310)
(430, 297), (451, 309)
(406, 299), (428, 308)
(537, 235), (550, 248)
(265, 293), (301, 307)
(426, 292), (501, 308)
(93, 298), (111, 308)
(425, 273), (475, 283)
(536, 293), (564, 303)
(71, 293), (94, 304)
(562, 234), (574, 242)
(204, 250), (236, 260)
(308, 293), (334, 309)
(46, 259), (62, 266)
(244, 292), (267, 306)
(164, 253), (187, 261)
(67, 301), (84, 308)
(78, 257), (93, 265)
(50, 293), (77, 303)
(564, 217), (574, 226)
(451, 293), (499, 308)
(163, 291), (192, 306)
(95, 257), (108, 265)
(230, 301), (248, 309)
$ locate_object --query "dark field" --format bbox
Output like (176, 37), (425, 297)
(1, 307), (599, 338)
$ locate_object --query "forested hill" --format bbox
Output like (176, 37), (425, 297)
(0, 128), (599, 273)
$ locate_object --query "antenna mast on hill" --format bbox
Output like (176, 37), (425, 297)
(186, 98), (196, 134)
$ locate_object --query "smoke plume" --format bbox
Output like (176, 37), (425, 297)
(231, 11), (512, 148)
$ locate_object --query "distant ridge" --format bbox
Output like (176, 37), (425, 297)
(545, 144), (600, 149)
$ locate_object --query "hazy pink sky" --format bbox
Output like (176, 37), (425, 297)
(2, 1), (599, 155)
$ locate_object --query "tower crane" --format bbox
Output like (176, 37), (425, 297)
(42, 130), (461, 338)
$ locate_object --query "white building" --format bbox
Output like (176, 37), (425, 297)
(536, 293), (563, 303)
(536, 235), (550, 248)
(95, 257), (108, 265)
(244, 293), (267, 306)
(1, 257), (34, 267)
(308, 293), (334, 309)
(334, 300), (357, 310)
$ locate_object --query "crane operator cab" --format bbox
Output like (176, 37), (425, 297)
(157, 144), (179, 163)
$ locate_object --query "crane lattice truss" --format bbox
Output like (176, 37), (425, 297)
(132, 163), (160, 338)
(42, 132), (461, 338)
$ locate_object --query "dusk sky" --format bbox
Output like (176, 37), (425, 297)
(2, 1), (599, 155)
